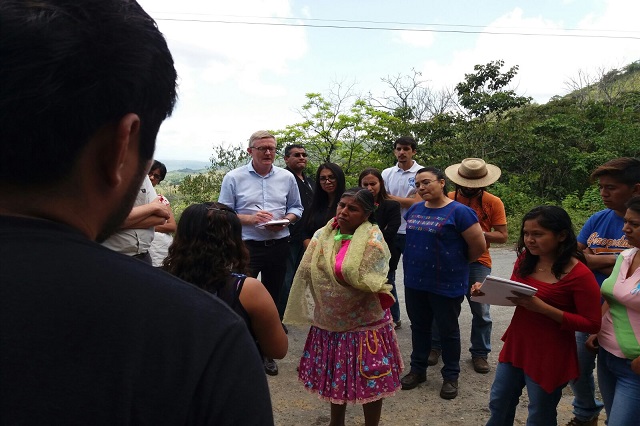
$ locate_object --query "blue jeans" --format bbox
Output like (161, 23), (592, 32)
(277, 240), (304, 319)
(405, 287), (463, 381)
(569, 331), (604, 421)
(387, 234), (406, 323)
(432, 262), (492, 358)
(487, 362), (566, 426)
(597, 347), (640, 425)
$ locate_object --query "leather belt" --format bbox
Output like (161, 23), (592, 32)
(245, 237), (289, 247)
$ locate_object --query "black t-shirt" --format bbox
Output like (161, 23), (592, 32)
(0, 216), (273, 425)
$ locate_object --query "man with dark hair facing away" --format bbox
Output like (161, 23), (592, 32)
(0, 1), (273, 424)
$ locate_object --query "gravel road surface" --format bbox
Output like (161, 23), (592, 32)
(269, 247), (604, 425)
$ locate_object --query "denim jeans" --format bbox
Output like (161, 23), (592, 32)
(569, 331), (604, 421)
(277, 240), (305, 319)
(405, 287), (463, 381)
(597, 347), (640, 425)
(487, 362), (566, 426)
(387, 233), (406, 323)
(432, 262), (492, 358)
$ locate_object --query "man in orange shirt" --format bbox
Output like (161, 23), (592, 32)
(430, 158), (508, 374)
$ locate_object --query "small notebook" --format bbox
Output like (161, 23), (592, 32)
(255, 219), (290, 228)
(470, 275), (537, 306)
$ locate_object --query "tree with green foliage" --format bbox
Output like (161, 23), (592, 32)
(178, 60), (640, 241)
(210, 142), (251, 172)
(274, 83), (400, 179)
(455, 59), (532, 120)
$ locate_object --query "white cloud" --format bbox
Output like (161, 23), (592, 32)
(418, 2), (640, 104)
(136, 0), (640, 161)
(395, 30), (435, 48)
(137, 0), (310, 159)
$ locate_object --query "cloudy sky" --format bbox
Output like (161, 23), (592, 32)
(138, 0), (640, 162)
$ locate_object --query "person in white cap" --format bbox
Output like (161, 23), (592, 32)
(429, 158), (507, 374)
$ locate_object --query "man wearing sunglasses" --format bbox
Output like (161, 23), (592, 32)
(279, 145), (314, 322)
(219, 130), (303, 376)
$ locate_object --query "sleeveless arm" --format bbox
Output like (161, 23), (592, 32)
(239, 277), (288, 359)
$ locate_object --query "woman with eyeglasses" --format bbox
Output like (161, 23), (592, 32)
(163, 202), (288, 361)
(302, 163), (346, 247)
(400, 167), (486, 400)
(147, 160), (177, 267)
(285, 187), (403, 426)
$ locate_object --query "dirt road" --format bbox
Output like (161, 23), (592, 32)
(268, 247), (604, 425)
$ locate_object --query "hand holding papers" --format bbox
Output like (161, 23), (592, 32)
(470, 275), (537, 306)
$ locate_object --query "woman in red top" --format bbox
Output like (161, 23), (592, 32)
(473, 206), (601, 425)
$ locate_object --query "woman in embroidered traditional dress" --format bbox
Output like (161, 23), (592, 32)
(472, 206), (601, 425)
(284, 188), (403, 426)
(586, 196), (640, 424)
(163, 202), (288, 361)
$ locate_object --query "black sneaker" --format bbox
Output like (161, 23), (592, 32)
(400, 371), (426, 390)
(264, 357), (278, 376)
(440, 380), (458, 399)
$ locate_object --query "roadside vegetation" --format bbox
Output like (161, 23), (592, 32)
(157, 59), (640, 243)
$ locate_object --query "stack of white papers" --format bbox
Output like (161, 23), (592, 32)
(255, 219), (290, 228)
(470, 275), (537, 306)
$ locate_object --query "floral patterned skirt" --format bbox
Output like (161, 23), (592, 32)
(298, 311), (404, 405)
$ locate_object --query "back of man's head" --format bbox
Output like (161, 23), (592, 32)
(0, 0), (177, 186)
(591, 157), (640, 186)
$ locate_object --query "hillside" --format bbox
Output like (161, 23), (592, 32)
(162, 167), (208, 185)
(158, 159), (209, 172)
(562, 60), (640, 103)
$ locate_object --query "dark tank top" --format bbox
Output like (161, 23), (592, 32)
(213, 273), (260, 353)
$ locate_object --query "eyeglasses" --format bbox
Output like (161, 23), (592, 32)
(415, 179), (438, 188)
(149, 173), (163, 182)
(251, 146), (276, 153)
(290, 152), (308, 158)
(319, 175), (337, 182)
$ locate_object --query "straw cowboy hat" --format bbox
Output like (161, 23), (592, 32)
(445, 158), (501, 188)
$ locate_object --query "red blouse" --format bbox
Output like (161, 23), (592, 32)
(499, 258), (601, 392)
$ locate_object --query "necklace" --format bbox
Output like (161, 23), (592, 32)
(536, 264), (552, 272)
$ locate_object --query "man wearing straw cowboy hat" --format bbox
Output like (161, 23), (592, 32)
(429, 158), (508, 374)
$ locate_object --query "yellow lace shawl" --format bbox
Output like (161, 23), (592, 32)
(283, 219), (392, 332)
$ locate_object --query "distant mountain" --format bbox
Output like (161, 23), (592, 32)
(158, 160), (210, 172)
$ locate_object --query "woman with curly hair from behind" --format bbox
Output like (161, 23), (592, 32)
(163, 202), (288, 362)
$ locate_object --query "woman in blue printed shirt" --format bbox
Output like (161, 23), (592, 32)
(400, 167), (486, 400)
